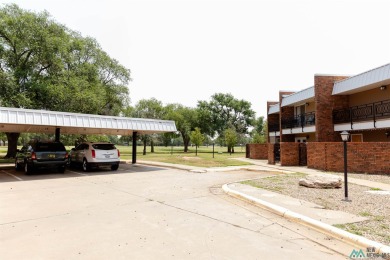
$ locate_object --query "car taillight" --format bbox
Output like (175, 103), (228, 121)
(65, 152), (68, 159)
(31, 152), (36, 160)
(91, 150), (95, 158)
(117, 149), (120, 157)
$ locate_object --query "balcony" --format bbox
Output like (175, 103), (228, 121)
(333, 99), (390, 131)
(268, 122), (280, 137)
(282, 112), (315, 129)
(281, 112), (316, 134)
(268, 123), (280, 132)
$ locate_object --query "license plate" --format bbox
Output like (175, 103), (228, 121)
(48, 154), (56, 158)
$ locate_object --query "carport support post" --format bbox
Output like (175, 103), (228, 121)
(132, 131), (137, 164)
(55, 128), (60, 142)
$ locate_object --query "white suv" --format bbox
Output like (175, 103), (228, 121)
(68, 142), (120, 171)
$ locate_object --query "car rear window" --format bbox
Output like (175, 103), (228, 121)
(92, 144), (116, 150)
(35, 142), (66, 152)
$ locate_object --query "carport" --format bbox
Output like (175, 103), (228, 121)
(0, 106), (177, 163)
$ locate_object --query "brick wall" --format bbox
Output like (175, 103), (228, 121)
(246, 144), (268, 159)
(280, 142), (299, 166)
(307, 142), (390, 174)
(267, 101), (280, 143)
(268, 143), (275, 164)
(314, 75), (349, 142)
(279, 91), (295, 142)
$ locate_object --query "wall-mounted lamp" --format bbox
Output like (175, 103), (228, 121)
(380, 85), (387, 91)
(305, 102), (309, 106)
(385, 131), (390, 138)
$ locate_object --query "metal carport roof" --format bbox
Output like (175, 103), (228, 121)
(0, 107), (177, 135)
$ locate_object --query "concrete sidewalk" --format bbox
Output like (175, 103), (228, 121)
(133, 158), (390, 253)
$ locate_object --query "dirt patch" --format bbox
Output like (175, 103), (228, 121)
(180, 156), (201, 161)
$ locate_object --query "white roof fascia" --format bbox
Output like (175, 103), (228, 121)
(0, 107), (177, 135)
(281, 86), (315, 107)
(268, 104), (280, 115)
(332, 63), (390, 95)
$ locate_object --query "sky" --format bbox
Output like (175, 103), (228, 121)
(1, 0), (390, 118)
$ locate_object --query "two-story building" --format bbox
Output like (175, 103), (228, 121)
(261, 63), (390, 173)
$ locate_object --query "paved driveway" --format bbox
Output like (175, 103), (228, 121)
(0, 164), (354, 259)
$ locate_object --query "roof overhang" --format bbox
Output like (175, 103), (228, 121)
(268, 104), (280, 115)
(332, 63), (390, 95)
(281, 86), (315, 107)
(0, 107), (177, 135)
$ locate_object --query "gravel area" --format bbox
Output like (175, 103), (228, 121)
(326, 171), (390, 185)
(242, 172), (390, 245)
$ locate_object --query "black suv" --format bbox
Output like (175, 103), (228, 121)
(15, 141), (68, 174)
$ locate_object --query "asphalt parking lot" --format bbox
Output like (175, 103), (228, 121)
(0, 163), (354, 259)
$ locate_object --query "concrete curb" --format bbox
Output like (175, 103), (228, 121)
(222, 183), (390, 254)
(130, 160), (258, 173)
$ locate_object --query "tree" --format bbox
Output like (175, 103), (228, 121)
(253, 116), (265, 135)
(190, 127), (204, 156)
(198, 93), (255, 152)
(224, 128), (238, 155)
(252, 132), (265, 144)
(0, 132), (6, 146)
(0, 4), (130, 157)
(132, 98), (164, 154)
(165, 104), (199, 152)
(251, 117), (267, 144)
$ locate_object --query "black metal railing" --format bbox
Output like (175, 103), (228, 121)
(281, 112), (315, 130)
(333, 99), (390, 128)
(268, 123), (280, 132)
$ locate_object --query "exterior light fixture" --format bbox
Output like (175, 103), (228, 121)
(340, 131), (351, 202)
(380, 85), (387, 91)
(340, 131), (349, 142)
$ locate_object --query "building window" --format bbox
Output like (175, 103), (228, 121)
(351, 134), (363, 142)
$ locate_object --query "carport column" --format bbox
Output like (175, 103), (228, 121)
(55, 128), (60, 142)
(132, 131), (137, 164)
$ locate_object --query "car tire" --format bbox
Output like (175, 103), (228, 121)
(67, 157), (72, 168)
(15, 159), (21, 171)
(24, 162), (33, 175)
(82, 159), (90, 172)
(111, 164), (119, 171)
(58, 165), (66, 173)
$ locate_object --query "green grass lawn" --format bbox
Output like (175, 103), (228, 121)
(119, 145), (251, 168)
(0, 145), (251, 168)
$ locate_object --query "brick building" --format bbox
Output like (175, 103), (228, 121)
(258, 63), (390, 173)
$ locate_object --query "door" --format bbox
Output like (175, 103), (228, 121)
(274, 143), (280, 162)
(299, 143), (307, 166)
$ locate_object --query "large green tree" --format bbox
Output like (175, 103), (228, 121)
(0, 4), (130, 157)
(165, 104), (199, 153)
(198, 93), (255, 152)
(131, 98), (164, 154)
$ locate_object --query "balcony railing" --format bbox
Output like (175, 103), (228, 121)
(268, 123), (280, 132)
(281, 112), (315, 130)
(333, 99), (390, 127)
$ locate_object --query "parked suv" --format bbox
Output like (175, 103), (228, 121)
(15, 141), (68, 174)
(68, 142), (120, 171)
